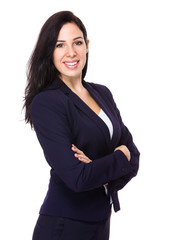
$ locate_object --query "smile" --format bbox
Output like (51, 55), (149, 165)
(63, 60), (79, 69)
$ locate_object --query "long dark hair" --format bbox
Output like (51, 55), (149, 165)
(24, 11), (88, 126)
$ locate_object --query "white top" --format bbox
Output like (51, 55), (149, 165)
(98, 109), (113, 139)
(98, 109), (113, 202)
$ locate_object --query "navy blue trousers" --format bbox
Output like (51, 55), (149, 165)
(32, 214), (110, 240)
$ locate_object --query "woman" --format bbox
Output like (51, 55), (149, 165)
(24, 11), (140, 240)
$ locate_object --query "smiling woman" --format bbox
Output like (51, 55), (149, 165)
(53, 23), (89, 83)
(23, 11), (140, 240)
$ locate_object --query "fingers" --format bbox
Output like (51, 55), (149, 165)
(74, 152), (92, 163)
(72, 144), (83, 154)
(76, 155), (92, 163)
(114, 145), (131, 161)
(71, 144), (92, 163)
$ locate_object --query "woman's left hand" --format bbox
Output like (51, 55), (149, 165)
(71, 144), (92, 164)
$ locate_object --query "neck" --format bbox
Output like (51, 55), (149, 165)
(60, 75), (84, 93)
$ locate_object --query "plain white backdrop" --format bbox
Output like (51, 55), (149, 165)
(0, 0), (173, 239)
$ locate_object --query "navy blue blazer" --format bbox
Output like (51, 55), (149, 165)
(31, 78), (140, 222)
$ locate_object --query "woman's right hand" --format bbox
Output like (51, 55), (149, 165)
(114, 145), (131, 161)
(72, 144), (92, 163)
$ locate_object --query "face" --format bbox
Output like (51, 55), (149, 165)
(53, 22), (89, 82)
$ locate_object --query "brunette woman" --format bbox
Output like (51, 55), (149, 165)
(24, 11), (140, 240)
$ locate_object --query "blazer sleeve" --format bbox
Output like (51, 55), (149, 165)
(30, 91), (134, 193)
(103, 87), (140, 194)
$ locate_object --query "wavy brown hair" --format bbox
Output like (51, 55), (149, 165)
(23, 11), (88, 126)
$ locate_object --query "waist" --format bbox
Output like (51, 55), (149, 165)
(39, 176), (112, 222)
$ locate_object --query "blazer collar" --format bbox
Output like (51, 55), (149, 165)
(47, 78), (70, 94)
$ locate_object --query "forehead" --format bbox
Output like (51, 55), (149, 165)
(57, 22), (83, 40)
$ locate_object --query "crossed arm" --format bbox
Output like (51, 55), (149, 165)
(72, 144), (131, 163)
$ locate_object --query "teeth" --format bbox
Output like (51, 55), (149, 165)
(65, 61), (78, 66)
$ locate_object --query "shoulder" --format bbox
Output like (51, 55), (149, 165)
(86, 81), (114, 102)
(31, 89), (68, 114)
(86, 81), (119, 110)
(86, 81), (112, 96)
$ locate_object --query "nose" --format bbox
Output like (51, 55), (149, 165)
(66, 45), (77, 58)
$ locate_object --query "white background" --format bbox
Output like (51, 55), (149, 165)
(0, 0), (173, 239)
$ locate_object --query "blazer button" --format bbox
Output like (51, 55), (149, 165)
(122, 167), (127, 173)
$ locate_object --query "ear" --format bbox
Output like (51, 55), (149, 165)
(86, 39), (89, 53)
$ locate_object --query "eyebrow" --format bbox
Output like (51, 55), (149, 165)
(57, 36), (84, 42)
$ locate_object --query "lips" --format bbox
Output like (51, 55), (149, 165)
(63, 60), (79, 69)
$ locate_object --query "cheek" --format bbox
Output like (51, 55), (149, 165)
(78, 48), (87, 61)
(53, 51), (61, 68)
(81, 52), (87, 65)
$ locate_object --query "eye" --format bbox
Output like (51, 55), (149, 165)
(75, 41), (83, 46)
(56, 43), (64, 48)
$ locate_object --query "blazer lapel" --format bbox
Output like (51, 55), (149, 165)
(84, 81), (121, 149)
(69, 90), (111, 149)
